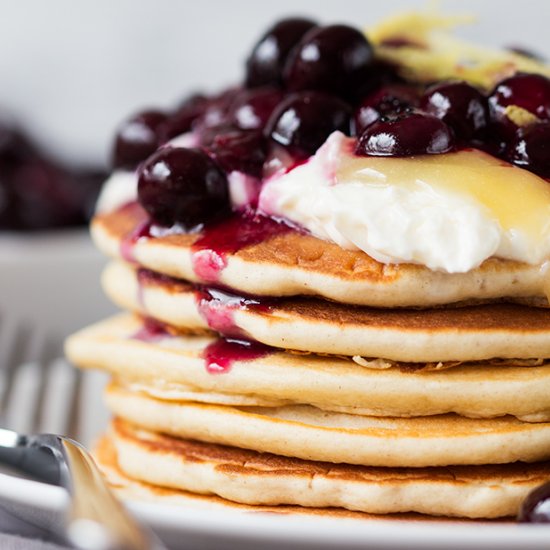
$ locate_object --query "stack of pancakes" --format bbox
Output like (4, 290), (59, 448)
(65, 202), (550, 520)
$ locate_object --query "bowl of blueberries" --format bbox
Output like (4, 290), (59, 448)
(0, 120), (114, 345)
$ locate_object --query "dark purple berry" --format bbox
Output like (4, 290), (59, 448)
(228, 87), (283, 130)
(489, 73), (550, 122)
(420, 81), (489, 141)
(207, 130), (267, 177)
(265, 91), (352, 158)
(518, 481), (550, 523)
(112, 110), (167, 170)
(355, 112), (455, 157)
(245, 18), (317, 88)
(0, 123), (37, 169)
(6, 160), (85, 230)
(138, 147), (230, 228)
(508, 122), (550, 177)
(354, 84), (418, 134)
(194, 87), (241, 130)
(161, 94), (209, 141)
(196, 123), (240, 149)
(283, 24), (374, 100)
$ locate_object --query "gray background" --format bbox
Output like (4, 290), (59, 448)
(0, 0), (548, 166)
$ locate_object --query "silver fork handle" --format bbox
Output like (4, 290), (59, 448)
(62, 439), (159, 550)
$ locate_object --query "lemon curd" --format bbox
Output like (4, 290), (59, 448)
(337, 148), (550, 248)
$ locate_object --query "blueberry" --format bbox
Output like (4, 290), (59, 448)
(265, 91), (351, 158)
(138, 147), (230, 228)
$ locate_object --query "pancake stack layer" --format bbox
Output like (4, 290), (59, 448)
(66, 203), (550, 520)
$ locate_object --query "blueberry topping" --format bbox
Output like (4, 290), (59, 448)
(199, 88), (242, 129)
(489, 73), (550, 122)
(354, 84), (419, 135)
(112, 110), (167, 170)
(420, 81), (489, 141)
(245, 18), (317, 88)
(283, 24), (374, 100)
(508, 122), (550, 177)
(265, 91), (351, 158)
(138, 147), (230, 228)
(228, 87), (283, 130)
(161, 94), (209, 141)
(518, 481), (550, 523)
(207, 130), (267, 177)
(355, 112), (455, 157)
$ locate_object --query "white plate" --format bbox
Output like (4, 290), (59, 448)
(1, 468), (550, 550)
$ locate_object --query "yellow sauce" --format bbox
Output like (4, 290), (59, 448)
(337, 149), (550, 245)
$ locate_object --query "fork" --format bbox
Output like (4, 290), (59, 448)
(0, 318), (162, 549)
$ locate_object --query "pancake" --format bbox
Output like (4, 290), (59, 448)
(104, 419), (548, 519)
(91, 203), (549, 308)
(65, 314), (550, 421)
(96, 434), (487, 522)
(103, 260), (550, 362)
(105, 383), (550, 467)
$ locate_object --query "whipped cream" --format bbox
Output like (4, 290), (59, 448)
(258, 132), (550, 273)
(95, 170), (137, 213)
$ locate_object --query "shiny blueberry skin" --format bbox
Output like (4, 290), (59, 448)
(355, 112), (455, 157)
(518, 481), (550, 523)
(206, 130), (267, 177)
(112, 110), (167, 170)
(420, 81), (489, 141)
(283, 24), (374, 100)
(228, 87), (283, 130)
(245, 18), (318, 88)
(161, 94), (209, 141)
(508, 122), (550, 177)
(138, 147), (230, 228)
(265, 91), (352, 158)
(190, 87), (242, 137)
(354, 84), (419, 134)
(489, 73), (550, 121)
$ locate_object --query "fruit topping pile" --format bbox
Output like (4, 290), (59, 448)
(0, 121), (104, 231)
(110, 16), (550, 229)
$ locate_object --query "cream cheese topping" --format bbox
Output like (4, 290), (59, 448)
(258, 131), (550, 273)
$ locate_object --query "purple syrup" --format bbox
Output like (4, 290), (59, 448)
(131, 317), (171, 343)
(203, 337), (271, 374)
(191, 211), (292, 283)
(195, 287), (272, 338)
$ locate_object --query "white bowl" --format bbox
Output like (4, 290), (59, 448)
(0, 228), (115, 345)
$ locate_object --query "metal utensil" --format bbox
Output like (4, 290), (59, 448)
(0, 319), (164, 549)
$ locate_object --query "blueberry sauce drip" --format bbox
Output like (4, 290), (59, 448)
(195, 286), (273, 338)
(203, 337), (272, 374)
(190, 211), (292, 283)
(131, 317), (172, 343)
